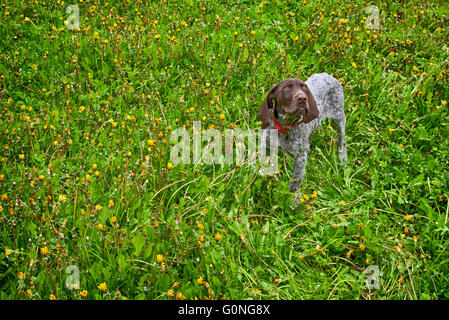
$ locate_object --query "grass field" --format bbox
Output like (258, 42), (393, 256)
(1, 0), (449, 300)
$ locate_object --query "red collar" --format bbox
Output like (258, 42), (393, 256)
(271, 112), (303, 134)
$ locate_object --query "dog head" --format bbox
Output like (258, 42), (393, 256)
(258, 78), (319, 129)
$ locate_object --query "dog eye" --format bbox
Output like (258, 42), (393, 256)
(283, 86), (290, 91)
(302, 85), (308, 90)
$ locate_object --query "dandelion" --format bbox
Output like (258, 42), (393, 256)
(176, 292), (185, 300)
(98, 282), (107, 292)
(40, 246), (49, 256)
(80, 290), (88, 298)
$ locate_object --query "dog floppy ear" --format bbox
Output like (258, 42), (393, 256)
(258, 84), (278, 129)
(303, 89), (319, 123)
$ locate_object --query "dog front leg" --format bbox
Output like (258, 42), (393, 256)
(288, 148), (310, 193)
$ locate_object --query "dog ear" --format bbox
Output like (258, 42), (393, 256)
(258, 84), (278, 129)
(303, 89), (319, 123)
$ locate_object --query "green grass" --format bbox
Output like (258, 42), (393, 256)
(1, 0), (449, 300)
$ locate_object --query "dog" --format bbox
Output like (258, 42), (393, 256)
(258, 73), (347, 197)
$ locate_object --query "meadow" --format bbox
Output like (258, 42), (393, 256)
(0, 0), (448, 300)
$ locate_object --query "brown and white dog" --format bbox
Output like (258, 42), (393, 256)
(258, 73), (347, 196)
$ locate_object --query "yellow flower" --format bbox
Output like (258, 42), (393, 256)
(98, 282), (107, 292)
(214, 233), (222, 241)
(167, 289), (174, 297)
(310, 191), (318, 199)
(5, 248), (12, 256)
(95, 204), (103, 211)
(167, 162), (173, 170)
(274, 278), (281, 284)
(80, 290), (88, 298)
(108, 199), (115, 208)
(19, 154), (25, 159)
(50, 294), (57, 300)
(18, 271), (25, 279)
(197, 223), (204, 229)
(0, 174), (4, 181)
(147, 139), (154, 146)
(156, 254), (164, 263)
(173, 282), (180, 289)
(40, 246), (49, 255)
(197, 277), (203, 285)
(176, 292), (185, 300)
(405, 215), (413, 222)
(111, 216), (117, 224)
(359, 244), (366, 251)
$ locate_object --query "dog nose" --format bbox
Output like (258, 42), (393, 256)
(295, 92), (307, 104)
(297, 96), (307, 103)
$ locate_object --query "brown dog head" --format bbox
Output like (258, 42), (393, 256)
(258, 78), (319, 129)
